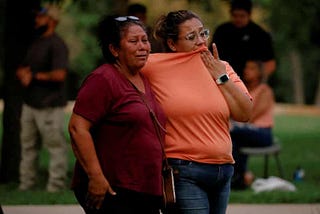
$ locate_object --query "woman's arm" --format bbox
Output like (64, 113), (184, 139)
(200, 44), (252, 122)
(68, 113), (116, 209)
(250, 86), (274, 122)
(217, 77), (252, 122)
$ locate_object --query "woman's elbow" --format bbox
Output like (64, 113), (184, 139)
(232, 101), (253, 122)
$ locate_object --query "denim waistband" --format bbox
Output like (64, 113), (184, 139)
(168, 158), (193, 165)
(167, 158), (232, 166)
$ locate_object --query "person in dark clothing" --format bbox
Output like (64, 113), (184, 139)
(210, 0), (276, 80)
(127, 3), (164, 53)
(16, 3), (69, 192)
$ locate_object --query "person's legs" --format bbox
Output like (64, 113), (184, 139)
(103, 187), (161, 214)
(165, 159), (233, 214)
(74, 185), (161, 214)
(208, 164), (233, 214)
(230, 124), (272, 188)
(36, 107), (68, 192)
(19, 104), (40, 190)
(231, 125), (272, 148)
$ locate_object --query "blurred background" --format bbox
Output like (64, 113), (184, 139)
(1, 0), (320, 104)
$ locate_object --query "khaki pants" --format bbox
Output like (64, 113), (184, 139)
(19, 104), (68, 191)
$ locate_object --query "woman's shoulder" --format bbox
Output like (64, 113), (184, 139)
(258, 83), (273, 91)
(81, 64), (121, 87)
(255, 83), (274, 97)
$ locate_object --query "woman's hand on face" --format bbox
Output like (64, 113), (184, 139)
(85, 175), (116, 210)
(200, 43), (227, 79)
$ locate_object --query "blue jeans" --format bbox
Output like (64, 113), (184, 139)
(231, 124), (272, 176)
(230, 124), (272, 189)
(165, 159), (233, 214)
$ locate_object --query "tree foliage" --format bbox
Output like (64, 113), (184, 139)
(268, 0), (320, 104)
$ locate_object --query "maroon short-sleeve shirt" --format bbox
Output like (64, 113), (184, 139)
(71, 64), (166, 196)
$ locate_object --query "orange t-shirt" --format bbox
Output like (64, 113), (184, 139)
(142, 48), (249, 164)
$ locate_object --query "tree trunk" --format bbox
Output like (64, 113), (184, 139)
(0, 0), (40, 183)
(289, 50), (305, 104)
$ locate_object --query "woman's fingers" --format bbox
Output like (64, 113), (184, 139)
(212, 43), (220, 60)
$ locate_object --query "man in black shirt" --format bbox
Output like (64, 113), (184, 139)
(210, 0), (276, 79)
(16, 3), (69, 192)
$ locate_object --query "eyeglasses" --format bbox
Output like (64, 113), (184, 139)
(183, 28), (210, 41)
(114, 16), (139, 22)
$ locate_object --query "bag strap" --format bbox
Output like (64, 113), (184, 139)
(129, 81), (170, 169)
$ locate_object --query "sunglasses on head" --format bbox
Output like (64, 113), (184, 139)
(114, 16), (139, 22)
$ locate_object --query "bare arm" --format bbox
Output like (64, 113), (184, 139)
(250, 86), (274, 122)
(35, 68), (67, 82)
(16, 66), (32, 87)
(201, 43), (252, 122)
(68, 113), (116, 209)
(16, 67), (67, 87)
(262, 59), (276, 81)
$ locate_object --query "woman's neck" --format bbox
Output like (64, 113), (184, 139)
(114, 62), (145, 93)
(246, 80), (260, 91)
(114, 62), (139, 77)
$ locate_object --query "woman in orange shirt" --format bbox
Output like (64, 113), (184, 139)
(142, 10), (252, 214)
(230, 59), (275, 189)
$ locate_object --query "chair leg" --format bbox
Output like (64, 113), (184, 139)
(264, 155), (269, 178)
(274, 154), (284, 178)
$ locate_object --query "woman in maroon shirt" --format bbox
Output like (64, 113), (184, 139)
(68, 15), (166, 214)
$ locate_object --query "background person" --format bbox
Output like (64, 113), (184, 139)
(16, 3), (69, 192)
(210, 0), (276, 80)
(142, 10), (252, 214)
(68, 15), (166, 214)
(230, 59), (275, 189)
(127, 3), (164, 53)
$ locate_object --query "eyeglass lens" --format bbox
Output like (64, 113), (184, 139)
(185, 29), (210, 41)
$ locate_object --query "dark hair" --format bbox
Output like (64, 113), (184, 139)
(231, 0), (252, 14)
(97, 15), (147, 63)
(247, 59), (264, 82)
(127, 3), (147, 15)
(153, 10), (201, 52)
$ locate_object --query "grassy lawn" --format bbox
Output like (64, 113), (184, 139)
(0, 112), (320, 204)
(230, 114), (320, 204)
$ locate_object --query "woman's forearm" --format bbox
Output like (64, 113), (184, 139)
(218, 81), (252, 122)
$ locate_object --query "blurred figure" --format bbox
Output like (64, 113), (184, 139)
(230, 59), (275, 189)
(210, 0), (276, 80)
(16, 3), (69, 192)
(127, 3), (164, 53)
(69, 15), (165, 213)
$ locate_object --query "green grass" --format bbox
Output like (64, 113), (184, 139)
(1, 113), (320, 204)
(229, 114), (320, 204)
